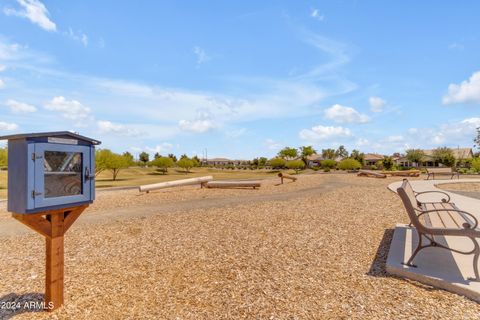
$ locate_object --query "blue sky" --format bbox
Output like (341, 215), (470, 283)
(0, 1), (479, 159)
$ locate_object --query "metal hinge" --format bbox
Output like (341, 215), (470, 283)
(31, 153), (43, 161)
(31, 191), (42, 198)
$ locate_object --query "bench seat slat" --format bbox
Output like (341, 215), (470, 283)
(420, 202), (474, 229)
(421, 203), (454, 228)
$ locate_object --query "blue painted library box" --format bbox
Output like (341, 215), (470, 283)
(0, 132), (101, 214)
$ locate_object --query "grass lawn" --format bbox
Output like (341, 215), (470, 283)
(0, 167), (282, 199)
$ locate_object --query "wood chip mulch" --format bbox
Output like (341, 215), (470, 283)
(0, 174), (479, 319)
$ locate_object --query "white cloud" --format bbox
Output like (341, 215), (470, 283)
(66, 28), (88, 46)
(193, 46), (211, 66)
(179, 119), (215, 133)
(324, 104), (370, 123)
(225, 128), (247, 139)
(265, 139), (282, 150)
(448, 42), (464, 51)
(97, 120), (141, 137)
(310, 8), (325, 21)
(443, 71), (480, 104)
(0, 121), (18, 131)
(4, 0), (56, 31)
(44, 96), (91, 120)
(145, 143), (173, 155)
(6, 99), (37, 113)
(0, 42), (21, 60)
(299, 125), (351, 142)
(385, 135), (404, 143)
(355, 138), (369, 147)
(369, 96), (386, 112)
(0, 79), (4, 89)
(179, 110), (216, 133)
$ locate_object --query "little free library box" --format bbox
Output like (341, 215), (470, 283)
(0, 131), (100, 214)
(0, 131), (101, 312)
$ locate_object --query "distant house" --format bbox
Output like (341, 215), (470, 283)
(203, 157), (232, 166)
(364, 153), (385, 166)
(395, 147), (473, 167)
(202, 158), (247, 167)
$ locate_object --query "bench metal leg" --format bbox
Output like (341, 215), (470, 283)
(404, 231), (428, 267)
(469, 237), (480, 282)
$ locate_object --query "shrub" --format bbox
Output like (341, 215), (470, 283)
(338, 158), (362, 170)
(382, 156), (395, 171)
(472, 158), (480, 172)
(323, 168), (331, 172)
(370, 165), (377, 170)
(286, 160), (305, 173)
(268, 157), (286, 169)
(321, 159), (337, 169)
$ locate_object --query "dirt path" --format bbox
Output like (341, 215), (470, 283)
(0, 177), (348, 237)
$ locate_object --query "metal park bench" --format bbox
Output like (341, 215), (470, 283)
(426, 167), (460, 180)
(396, 179), (480, 281)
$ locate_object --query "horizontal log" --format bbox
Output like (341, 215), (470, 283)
(381, 170), (420, 177)
(139, 176), (214, 192)
(357, 170), (387, 178)
(204, 181), (261, 189)
(278, 173), (297, 181)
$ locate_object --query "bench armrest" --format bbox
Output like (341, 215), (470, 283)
(417, 209), (478, 229)
(415, 190), (451, 203)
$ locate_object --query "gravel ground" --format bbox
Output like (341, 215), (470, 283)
(438, 182), (480, 192)
(437, 182), (480, 200)
(0, 173), (479, 319)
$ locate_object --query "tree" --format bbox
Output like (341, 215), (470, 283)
(350, 150), (365, 165)
(299, 146), (316, 166)
(338, 158), (362, 170)
(168, 153), (177, 162)
(268, 157), (286, 169)
(433, 147), (456, 167)
(109, 153), (131, 181)
(258, 157), (268, 167)
(154, 152), (161, 159)
(382, 156), (395, 171)
(0, 147), (7, 168)
(286, 160), (305, 173)
(192, 155), (201, 166)
(151, 156), (174, 174)
(321, 148), (336, 160)
(177, 158), (194, 173)
(405, 149), (425, 167)
(123, 151), (134, 164)
(475, 127), (480, 150)
(278, 147), (298, 159)
(139, 152), (149, 166)
(335, 145), (348, 159)
(95, 149), (114, 176)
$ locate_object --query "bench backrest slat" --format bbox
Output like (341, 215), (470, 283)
(397, 179), (425, 231)
(427, 167), (452, 174)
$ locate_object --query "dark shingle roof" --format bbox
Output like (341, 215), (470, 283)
(0, 131), (101, 145)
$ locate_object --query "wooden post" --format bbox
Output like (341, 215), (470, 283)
(278, 173), (297, 184)
(45, 213), (64, 311)
(12, 205), (87, 311)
